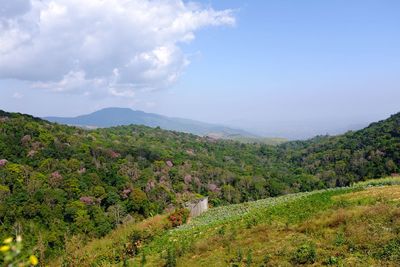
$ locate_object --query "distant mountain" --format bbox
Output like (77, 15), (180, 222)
(44, 107), (258, 138)
(1, 109), (399, 262)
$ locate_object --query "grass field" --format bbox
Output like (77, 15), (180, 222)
(57, 176), (400, 266)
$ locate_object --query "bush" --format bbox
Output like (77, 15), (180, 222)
(292, 243), (316, 264)
(0, 236), (39, 266)
(325, 256), (340, 265)
(167, 208), (190, 228)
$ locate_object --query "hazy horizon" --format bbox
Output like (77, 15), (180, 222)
(37, 106), (393, 140)
(1, 0), (399, 139)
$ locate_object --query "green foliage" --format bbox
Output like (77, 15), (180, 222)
(60, 179), (400, 266)
(324, 256), (340, 265)
(291, 243), (317, 264)
(165, 247), (176, 267)
(0, 110), (399, 264)
(0, 236), (39, 267)
(227, 136), (288, 145)
(375, 238), (400, 261)
(140, 252), (147, 267)
(281, 113), (400, 184)
(167, 208), (190, 228)
(246, 249), (253, 267)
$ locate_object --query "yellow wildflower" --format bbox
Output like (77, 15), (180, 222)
(29, 255), (39, 266)
(3, 237), (13, 244)
(0, 245), (10, 252)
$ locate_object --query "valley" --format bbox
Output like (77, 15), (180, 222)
(0, 110), (399, 266)
(1, 1), (399, 266)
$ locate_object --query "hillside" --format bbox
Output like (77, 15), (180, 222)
(44, 107), (257, 139)
(59, 177), (400, 266)
(281, 112), (400, 186)
(0, 110), (399, 265)
(227, 135), (288, 145)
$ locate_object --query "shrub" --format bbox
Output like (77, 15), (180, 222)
(324, 256), (340, 265)
(0, 236), (39, 266)
(217, 225), (226, 236)
(292, 243), (316, 264)
(168, 208), (190, 228)
(124, 229), (151, 258)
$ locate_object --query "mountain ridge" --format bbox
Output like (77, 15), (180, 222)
(0, 109), (398, 264)
(44, 107), (259, 139)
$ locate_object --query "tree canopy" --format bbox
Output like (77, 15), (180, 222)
(0, 110), (398, 260)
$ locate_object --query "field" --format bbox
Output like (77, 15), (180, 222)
(58, 177), (400, 266)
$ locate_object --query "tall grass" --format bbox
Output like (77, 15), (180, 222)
(57, 177), (400, 266)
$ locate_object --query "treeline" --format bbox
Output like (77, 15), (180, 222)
(0, 110), (398, 260)
(280, 113), (400, 187)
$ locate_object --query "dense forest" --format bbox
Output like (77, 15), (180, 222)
(0, 110), (399, 260)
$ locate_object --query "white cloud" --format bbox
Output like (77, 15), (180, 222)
(32, 70), (105, 93)
(109, 87), (136, 98)
(0, 0), (235, 97)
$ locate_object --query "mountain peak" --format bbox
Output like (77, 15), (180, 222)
(93, 107), (144, 115)
(44, 108), (257, 138)
(97, 107), (134, 112)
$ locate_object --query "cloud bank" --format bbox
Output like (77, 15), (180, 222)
(0, 0), (234, 97)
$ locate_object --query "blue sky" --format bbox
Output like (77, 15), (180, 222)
(1, 0), (399, 138)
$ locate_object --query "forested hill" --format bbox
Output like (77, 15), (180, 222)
(280, 112), (400, 187)
(0, 109), (399, 260)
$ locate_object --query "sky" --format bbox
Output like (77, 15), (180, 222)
(1, 0), (399, 139)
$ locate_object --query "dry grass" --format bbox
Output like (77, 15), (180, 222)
(171, 186), (400, 266)
(334, 185), (400, 202)
(49, 215), (168, 267)
(55, 182), (400, 266)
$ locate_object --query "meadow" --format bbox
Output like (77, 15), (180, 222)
(58, 176), (400, 266)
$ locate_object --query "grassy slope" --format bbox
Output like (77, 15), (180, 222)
(58, 177), (400, 266)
